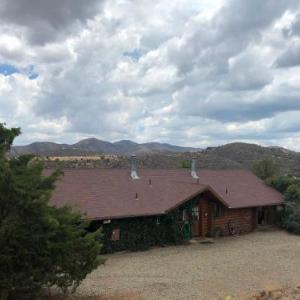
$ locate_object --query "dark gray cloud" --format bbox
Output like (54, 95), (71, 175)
(175, 84), (300, 123)
(275, 41), (300, 68)
(168, 0), (299, 80)
(291, 14), (300, 36)
(211, 94), (300, 122)
(216, 0), (297, 38)
(0, 0), (102, 44)
(224, 53), (273, 91)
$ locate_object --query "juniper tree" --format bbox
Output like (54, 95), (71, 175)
(252, 159), (279, 180)
(0, 123), (104, 300)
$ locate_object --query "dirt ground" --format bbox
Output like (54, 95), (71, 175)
(47, 288), (300, 300)
(52, 230), (300, 300)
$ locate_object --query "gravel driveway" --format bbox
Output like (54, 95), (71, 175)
(77, 230), (300, 300)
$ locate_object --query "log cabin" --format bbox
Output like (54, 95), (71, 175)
(49, 156), (284, 251)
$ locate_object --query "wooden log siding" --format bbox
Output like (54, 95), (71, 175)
(212, 207), (256, 235)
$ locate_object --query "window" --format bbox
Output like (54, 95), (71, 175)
(213, 203), (224, 218)
(191, 205), (199, 221)
(111, 228), (120, 241)
(182, 209), (188, 222)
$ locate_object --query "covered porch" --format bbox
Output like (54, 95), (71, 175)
(179, 190), (258, 238)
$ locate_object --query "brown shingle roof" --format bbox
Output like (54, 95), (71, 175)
(49, 169), (283, 220)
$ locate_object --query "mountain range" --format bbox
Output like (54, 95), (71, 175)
(11, 138), (200, 156)
(10, 139), (300, 176)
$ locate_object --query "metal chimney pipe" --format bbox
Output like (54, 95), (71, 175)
(130, 155), (139, 179)
(191, 157), (199, 179)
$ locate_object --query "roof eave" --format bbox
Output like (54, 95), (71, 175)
(228, 201), (284, 209)
(86, 211), (166, 222)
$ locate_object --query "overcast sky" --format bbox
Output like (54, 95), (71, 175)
(1, 0), (300, 149)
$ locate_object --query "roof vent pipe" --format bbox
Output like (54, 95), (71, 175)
(130, 155), (139, 179)
(191, 157), (199, 179)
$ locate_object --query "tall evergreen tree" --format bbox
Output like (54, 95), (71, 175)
(0, 123), (104, 300)
(252, 159), (279, 180)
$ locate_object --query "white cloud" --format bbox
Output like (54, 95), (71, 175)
(1, 0), (300, 150)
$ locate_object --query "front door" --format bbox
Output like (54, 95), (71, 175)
(191, 204), (200, 236)
(257, 207), (265, 225)
(199, 197), (211, 237)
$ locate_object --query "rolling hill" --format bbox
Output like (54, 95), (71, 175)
(11, 139), (300, 176)
(11, 138), (200, 156)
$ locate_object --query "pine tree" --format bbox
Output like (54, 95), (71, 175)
(0, 123), (104, 300)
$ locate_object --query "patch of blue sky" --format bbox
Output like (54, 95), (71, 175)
(137, 125), (145, 133)
(0, 64), (19, 76)
(0, 63), (38, 79)
(123, 49), (143, 61)
(24, 65), (39, 79)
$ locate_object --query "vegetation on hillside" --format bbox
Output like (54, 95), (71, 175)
(0, 123), (104, 300)
(252, 159), (300, 234)
(34, 142), (300, 179)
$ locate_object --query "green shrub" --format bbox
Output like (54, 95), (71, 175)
(267, 179), (300, 235)
(280, 184), (300, 234)
(97, 203), (198, 253)
(285, 184), (300, 204)
(99, 214), (184, 253)
(266, 175), (297, 194)
(282, 202), (300, 234)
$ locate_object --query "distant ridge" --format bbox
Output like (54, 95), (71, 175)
(11, 140), (300, 176)
(11, 138), (200, 156)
